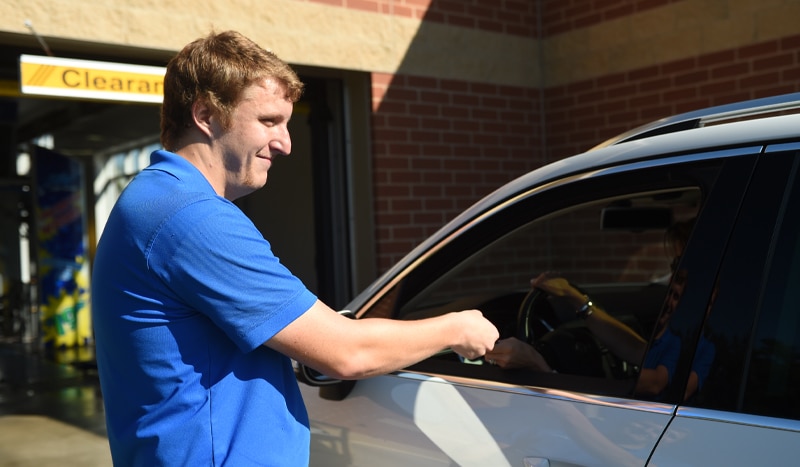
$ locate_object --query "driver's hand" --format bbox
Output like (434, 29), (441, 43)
(531, 272), (585, 308)
(485, 337), (552, 372)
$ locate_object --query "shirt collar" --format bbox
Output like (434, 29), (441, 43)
(147, 149), (217, 195)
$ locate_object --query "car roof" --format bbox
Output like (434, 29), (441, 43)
(346, 93), (800, 310)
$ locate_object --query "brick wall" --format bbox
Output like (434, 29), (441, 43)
(304, 0), (800, 275)
(541, 0), (683, 37)
(371, 72), (542, 270)
(304, 0), (538, 37)
(543, 33), (800, 162)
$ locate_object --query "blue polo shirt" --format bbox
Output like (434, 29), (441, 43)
(642, 327), (681, 399)
(92, 150), (318, 466)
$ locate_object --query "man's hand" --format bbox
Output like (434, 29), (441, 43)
(448, 310), (499, 360)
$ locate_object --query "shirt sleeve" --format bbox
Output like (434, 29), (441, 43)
(692, 335), (716, 390)
(147, 196), (318, 353)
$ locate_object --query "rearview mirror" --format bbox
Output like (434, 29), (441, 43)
(601, 206), (672, 232)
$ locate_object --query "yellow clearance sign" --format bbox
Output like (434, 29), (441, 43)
(20, 54), (165, 103)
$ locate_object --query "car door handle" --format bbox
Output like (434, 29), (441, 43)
(523, 458), (550, 467)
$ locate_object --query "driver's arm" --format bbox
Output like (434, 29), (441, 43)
(531, 273), (647, 364)
(267, 299), (499, 380)
(634, 365), (670, 396)
(583, 305), (647, 364)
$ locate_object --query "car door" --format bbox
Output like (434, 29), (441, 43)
(649, 143), (800, 464)
(302, 147), (760, 467)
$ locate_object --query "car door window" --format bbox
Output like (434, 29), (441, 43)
(689, 146), (800, 418)
(744, 155), (800, 419)
(361, 153), (757, 398)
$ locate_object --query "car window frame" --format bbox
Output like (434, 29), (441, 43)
(359, 147), (762, 402)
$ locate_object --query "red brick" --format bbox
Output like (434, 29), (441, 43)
(712, 63), (750, 80)
(392, 199), (424, 211)
(420, 118), (450, 130)
(477, 20), (505, 34)
(740, 71), (780, 88)
(673, 70), (708, 87)
(471, 82), (499, 95)
(440, 79), (469, 92)
(698, 49), (736, 67)
(481, 96), (509, 109)
(639, 77), (671, 92)
(738, 40), (779, 59)
(605, 4), (635, 20)
(406, 75), (438, 88)
(410, 157), (442, 170)
(452, 93), (480, 106)
(782, 68), (800, 80)
(698, 80), (738, 96)
(627, 65), (660, 81)
(663, 88), (697, 102)
(753, 53), (795, 71)
(409, 130), (441, 142)
(753, 85), (796, 98)
(419, 91), (450, 104)
(409, 103), (440, 116)
(389, 170), (422, 183)
(780, 34), (800, 50)
(660, 57), (696, 75)
(347, 0), (379, 13)
(421, 144), (453, 156)
(606, 83), (637, 99)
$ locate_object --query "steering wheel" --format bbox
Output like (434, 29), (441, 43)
(516, 286), (617, 378)
(516, 287), (561, 345)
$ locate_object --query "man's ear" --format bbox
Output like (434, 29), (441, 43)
(191, 99), (215, 138)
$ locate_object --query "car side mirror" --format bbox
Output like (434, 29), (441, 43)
(293, 309), (357, 401)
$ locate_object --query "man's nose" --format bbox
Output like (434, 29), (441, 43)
(270, 125), (291, 155)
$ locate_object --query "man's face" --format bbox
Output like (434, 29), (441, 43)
(212, 78), (293, 200)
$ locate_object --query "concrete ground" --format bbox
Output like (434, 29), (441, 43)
(0, 342), (111, 466)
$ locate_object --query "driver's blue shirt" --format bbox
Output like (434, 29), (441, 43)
(92, 149), (318, 466)
(642, 327), (681, 399)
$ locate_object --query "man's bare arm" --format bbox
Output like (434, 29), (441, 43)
(267, 300), (499, 380)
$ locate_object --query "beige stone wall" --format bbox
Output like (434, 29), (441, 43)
(1, 0), (537, 87)
(543, 0), (800, 86)
(4, 1), (800, 90)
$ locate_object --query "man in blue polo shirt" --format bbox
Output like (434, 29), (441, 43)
(91, 30), (498, 466)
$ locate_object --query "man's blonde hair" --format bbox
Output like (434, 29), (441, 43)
(160, 30), (304, 150)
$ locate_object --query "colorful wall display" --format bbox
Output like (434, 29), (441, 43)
(35, 146), (92, 348)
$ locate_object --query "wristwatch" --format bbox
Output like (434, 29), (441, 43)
(576, 297), (593, 319)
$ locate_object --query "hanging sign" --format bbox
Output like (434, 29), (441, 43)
(19, 54), (165, 103)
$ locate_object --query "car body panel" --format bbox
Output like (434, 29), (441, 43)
(650, 409), (800, 465)
(305, 374), (674, 467)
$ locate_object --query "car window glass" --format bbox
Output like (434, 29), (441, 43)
(360, 155), (761, 398)
(402, 190), (698, 331)
(391, 185), (700, 393)
(742, 154), (800, 419)
(689, 149), (799, 414)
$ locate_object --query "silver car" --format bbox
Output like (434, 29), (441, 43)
(299, 94), (800, 466)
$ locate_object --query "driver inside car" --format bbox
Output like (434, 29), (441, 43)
(484, 218), (694, 399)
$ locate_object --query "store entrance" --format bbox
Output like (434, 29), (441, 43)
(1, 77), (354, 346)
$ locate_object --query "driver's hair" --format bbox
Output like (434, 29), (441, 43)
(665, 217), (696, 263)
